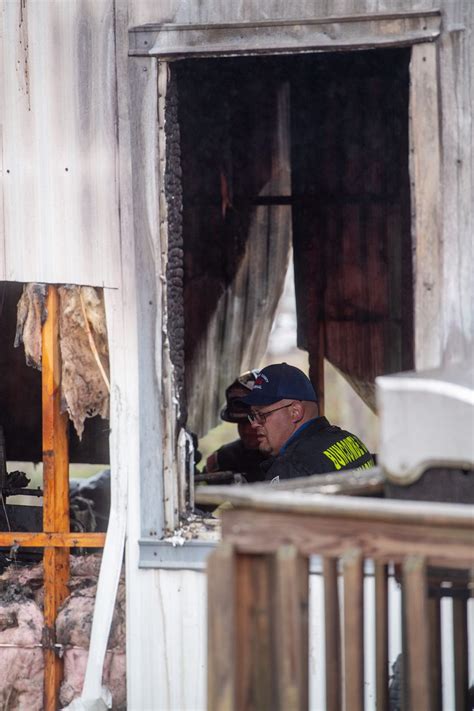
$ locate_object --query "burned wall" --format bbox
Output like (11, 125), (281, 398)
(164, 72), (187, 427)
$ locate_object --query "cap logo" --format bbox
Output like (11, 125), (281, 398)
(253, 373), (269, 390)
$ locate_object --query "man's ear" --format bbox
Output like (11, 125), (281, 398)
(290, 401), (304, 423)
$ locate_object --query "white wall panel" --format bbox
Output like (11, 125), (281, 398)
(0, 0), (120, 286)
(126, 565), (207, 711)
(128, 0), (438, 27)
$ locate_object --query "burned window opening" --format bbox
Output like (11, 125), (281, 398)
(0, 280), (111, 541)
(0, 282), (109, 708)
(0, 282), (111, 466)
(166, 48), (414, 452)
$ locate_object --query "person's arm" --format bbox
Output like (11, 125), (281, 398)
(205, 451), (220, 473)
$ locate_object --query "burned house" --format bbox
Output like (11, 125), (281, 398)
(0, 0), (472, 709)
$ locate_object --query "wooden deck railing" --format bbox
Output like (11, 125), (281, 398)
(196, 476), (474, 711)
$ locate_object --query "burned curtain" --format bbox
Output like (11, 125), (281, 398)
(175, 58), (292, 436)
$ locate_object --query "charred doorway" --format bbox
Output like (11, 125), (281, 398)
(171, 48), (413, 434)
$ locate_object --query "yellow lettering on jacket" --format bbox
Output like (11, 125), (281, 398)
(323, 435), (369, 470)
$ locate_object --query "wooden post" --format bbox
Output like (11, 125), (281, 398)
(42, 285), (70, 711)
(342, 548), (364, 711)
(453, 596), (469, 711)
(273, 545), (309, 711)
(375, 562), (389, 711)
(309, 322), (325, 415)
(409, 42), (442, 370)
(428, 593), (442, 711)
(207, 543), (236, 711)
(403, 556), (431, 711)
(235, 554), (276, 711)
(323, 557), (341, 711)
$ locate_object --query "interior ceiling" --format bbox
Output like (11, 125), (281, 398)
(177, 48), (414, 424)
(0, 282), (109, 465)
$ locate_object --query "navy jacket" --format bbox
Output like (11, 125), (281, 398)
(262, 417), (374, 481)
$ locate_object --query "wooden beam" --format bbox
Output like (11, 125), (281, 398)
(453, 596), (469, 711)
(207, 543), (236, 711)
(428, 593), (442, 711)
(199, 485), (474, 530)
(273, 546), (309, 710)
(220, 508), (474, 568)
(0, 532), (106, 547)
(235, 554), (276, 711)
(309, 321), (325, 416)
(268, 468), (384, 496)
(342, 548), (364, 711)
(42, 285), (70, 711)
(375, 562), (389, 711)
(323, 558), (342, 711)
(403, 555), (431, 711)
(409, 42), (442, 370)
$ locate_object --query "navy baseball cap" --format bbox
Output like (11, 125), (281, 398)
(239, 363), (317, 406)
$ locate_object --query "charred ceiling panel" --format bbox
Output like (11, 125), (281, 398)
(175, 58), (291, 435)
(291, 50), (413, 410)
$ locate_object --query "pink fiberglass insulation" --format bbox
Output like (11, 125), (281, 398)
(0, 556), (126, 710)
(59, 647), (126, 709)
(0, 592), (44, 710)
(57, 574), (126, 708)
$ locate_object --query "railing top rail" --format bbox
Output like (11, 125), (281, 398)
(196, 478), (474, 530)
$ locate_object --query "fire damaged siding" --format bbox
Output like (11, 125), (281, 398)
(0, 0), (120, 287)
(128, 0), (439, 25)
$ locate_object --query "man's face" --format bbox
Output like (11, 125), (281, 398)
(237, 420), (260, 450)
(249, 399), (295, 456)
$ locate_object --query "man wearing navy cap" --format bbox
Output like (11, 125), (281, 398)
(241, 363), (374, 481)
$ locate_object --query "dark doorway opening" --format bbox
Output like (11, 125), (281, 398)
(171, 48), (413, 436)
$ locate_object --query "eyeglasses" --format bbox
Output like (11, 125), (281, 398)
(248, 402), (295, 425)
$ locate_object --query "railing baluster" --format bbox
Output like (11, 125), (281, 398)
(273, 545), (309, 711)
(323, 557), (342, 711)
(207, 542), (236, 711)
(428, 591), (442, 711)
(235, 553), (275, 711)
(343, 548), (364, 711)
(403, 555), (431, 711)
(375, 562), (389, 711)
(453, 595), (469, 711)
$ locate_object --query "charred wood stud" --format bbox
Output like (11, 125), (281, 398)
(42, 285), (70, 711)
